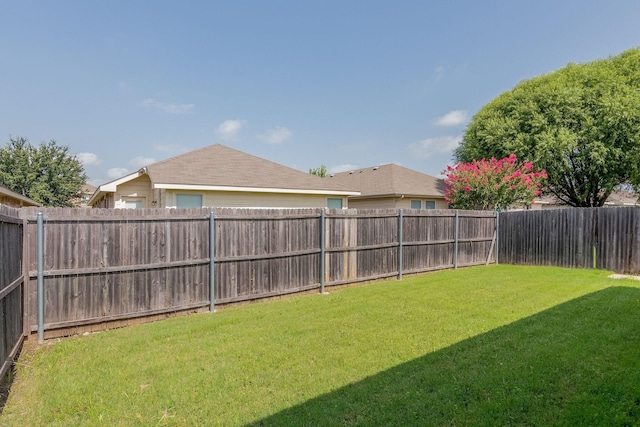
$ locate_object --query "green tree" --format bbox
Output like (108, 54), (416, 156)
(309, 165), (327, 177)
(456, 48), (640, 207)
(0, 136), (87, 207)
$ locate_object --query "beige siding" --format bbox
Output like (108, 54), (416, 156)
(113, 175), (153, 208)
(163, 190), (348, 209)
(348, 196), (448, 210)
(347, 197), (398, 209)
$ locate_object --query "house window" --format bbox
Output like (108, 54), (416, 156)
(410, 200), (421, 209)
(327, 198), (343, 209)
(176, 194), (203, 208)
(123, 199), (143, 209)
(425, 200), (436, 209)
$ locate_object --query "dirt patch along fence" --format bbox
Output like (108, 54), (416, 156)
(17, 207), (497, 339)
(0, 205), (24, 379)
(498, 207), (640, 274)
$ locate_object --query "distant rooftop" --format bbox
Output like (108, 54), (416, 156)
(328, 163), (445, 198)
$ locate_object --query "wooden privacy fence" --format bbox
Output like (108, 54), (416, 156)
(498, 207), (640, 274)
(17, 207), (497, 339)
(0, 205), (23, 379)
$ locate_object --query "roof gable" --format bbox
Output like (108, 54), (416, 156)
(0, 185), (42, 207)
(145, 144), (357, 194)
(328, 164), (445, 198)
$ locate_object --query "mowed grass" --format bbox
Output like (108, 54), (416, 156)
(2, 265), (640, 426)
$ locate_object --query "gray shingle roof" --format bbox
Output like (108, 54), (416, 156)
(328, 164), (445, 198)
(145, 144), (357, 193)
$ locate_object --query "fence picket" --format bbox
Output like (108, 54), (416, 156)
(11, 207), (498, 339)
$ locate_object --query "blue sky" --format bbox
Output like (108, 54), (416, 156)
(2, 1), (640, 186)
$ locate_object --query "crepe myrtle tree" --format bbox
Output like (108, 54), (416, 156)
(457, 48), (640, 206)
(444, 154), (547, 210)
(0, 136), (87, 207)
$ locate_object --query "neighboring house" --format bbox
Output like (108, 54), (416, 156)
(72, 184), (97, 207)
(0, 185), (42, 208)
(529, 190), (640, 209)
(88, 144), (359, 209)
(327, 164), (447, 209)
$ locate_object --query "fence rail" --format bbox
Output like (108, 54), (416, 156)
(15, 207), (497, 339)
(0, 205), (23, 379)
(5, 205), (640, 343)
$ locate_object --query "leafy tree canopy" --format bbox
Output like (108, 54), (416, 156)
(456, 48), (640, 207)
(309, 165), (327, 177)
(0, 136), (87, 207)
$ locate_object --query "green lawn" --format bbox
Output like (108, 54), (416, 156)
(2, 265), (640, 426)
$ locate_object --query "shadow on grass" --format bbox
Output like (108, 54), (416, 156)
(249, 287), (640, 426)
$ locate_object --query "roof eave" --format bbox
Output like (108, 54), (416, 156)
(88, 171), (145, 205)
(348, 193), (445, 200)
(152, 183), (360, 196)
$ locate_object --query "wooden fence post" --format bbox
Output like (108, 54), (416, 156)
(495, 211), (499, 265)
(398, 210), (403, 280)
(454, 210), (459, 269)
(209, 211), (215, 312)
(37, 212), (44, 343)
(320, 209), (327, 294)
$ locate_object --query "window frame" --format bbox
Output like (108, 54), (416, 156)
(327, 197), (343, 209)
(176, 193), (203, 208)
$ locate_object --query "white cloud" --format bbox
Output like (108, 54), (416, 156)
(434, 65), (446, 81)
(107, 167), (129, 179)
(141, 98), (194, 114)
(435, 110), (469, 127)
(259, 126), (292, 144)
(329, 164), (359, 174)
(409, 135), (462, 159)
(76, 152), (101, 166)
(215, 119), (245, 140)
(129, 156), (156, 170)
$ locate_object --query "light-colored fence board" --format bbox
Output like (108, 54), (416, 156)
(213, 208), (321, 302)
(0, 204), (24, 379)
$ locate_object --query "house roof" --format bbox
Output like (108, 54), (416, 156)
(90, 144), (359, 204)
(533, 190), (640, 207)
(81, 183), (97, 194)
(0, 185), (42, 207)
(327, 164), (445, 199)
(606, 190), (640, 206)
(144, 144), (358, 194)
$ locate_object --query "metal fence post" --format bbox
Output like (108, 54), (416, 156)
(37, 212), (44, 343)
(398, 209), (403, 280)
(454, 210), (459, 269)
(320, 209), (326, 294)
(209, 212), (215, 312)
